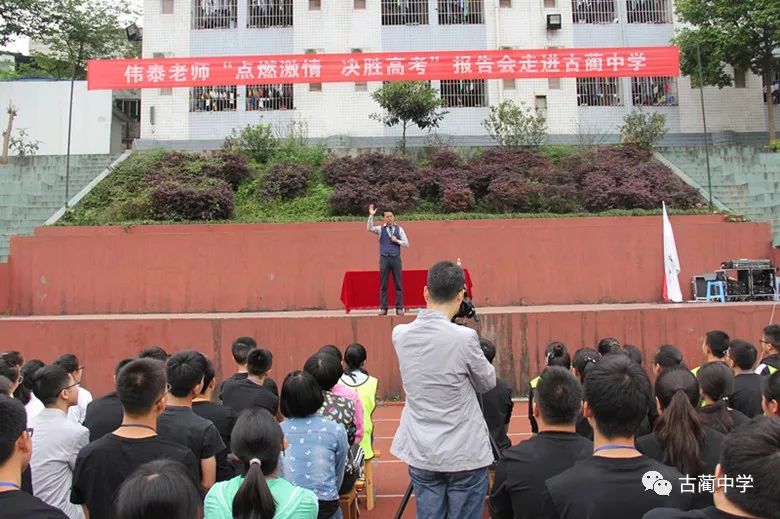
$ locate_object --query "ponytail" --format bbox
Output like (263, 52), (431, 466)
(546, 342), (572, 370)
(697, 361), (736, 433)
(344, 343), (368, 374)
(654, 370), (705, 476)
(232, 461), (276, 519)
(698, 399), (734, 434)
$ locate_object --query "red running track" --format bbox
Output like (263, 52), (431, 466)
(361, 401), (532, 518)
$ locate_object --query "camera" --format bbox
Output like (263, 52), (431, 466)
(453, 295), (479, 322)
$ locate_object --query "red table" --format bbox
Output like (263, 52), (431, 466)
(340, 269), (472, 313)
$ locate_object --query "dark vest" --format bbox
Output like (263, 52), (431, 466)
(380, 225), (402, 256)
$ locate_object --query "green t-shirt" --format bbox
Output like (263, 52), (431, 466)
(204, 475), (319, 519)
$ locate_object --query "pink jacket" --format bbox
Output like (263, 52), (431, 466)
(333, 383), (364, 444)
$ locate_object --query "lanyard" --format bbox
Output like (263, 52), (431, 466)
(118, 424), (156, 432)
(593, 444), (639, 455)
(0, 482), (20, 490)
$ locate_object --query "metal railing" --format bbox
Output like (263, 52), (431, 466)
(572, 0), (616, 23)
(381, 0), (429, 25)
(190, 86), (239, 112)
(438, 0), (484, 24)
(631, 76), (678, 106)
(193, 0), (238, 29)
(247, 0), (293, 27)
(626, 0), (671, 23)
(576, 77), (622, 106)
(246, 84), (294, 110)
(440, 79), (487, 107)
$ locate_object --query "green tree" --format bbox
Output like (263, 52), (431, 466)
(0, 0), (58, 45)
(32, 0), (139, 80)
(370, 81), (448, 152)
(482, 100), (547, 147)
(674, 0), (780, 142)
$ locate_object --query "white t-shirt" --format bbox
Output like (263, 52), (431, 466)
(25, 394), (45, 423)
(67, 386), (93, 424)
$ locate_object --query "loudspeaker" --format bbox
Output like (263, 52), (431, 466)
(692, 273), (716, 300)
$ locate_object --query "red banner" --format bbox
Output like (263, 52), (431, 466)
(87, 46), (679, 91)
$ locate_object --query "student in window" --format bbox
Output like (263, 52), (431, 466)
(204, 408), (318, 519)
(115, 460), (202, 519)
(696, 361), (750, 434)
(541, 355), (692, 519)
(726, 340), (763, 418)
(279, 371), (347, 519)
(637, 367), (725, 508)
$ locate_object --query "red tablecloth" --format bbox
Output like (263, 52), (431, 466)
(340, 269), (472, 313)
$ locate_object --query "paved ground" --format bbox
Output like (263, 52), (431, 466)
(361, 401), (531, 518)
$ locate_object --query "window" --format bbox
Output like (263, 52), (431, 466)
(352, 49), (367, 91)
(499, 0), (511, 6)
(355, 0), (366, 8)
(438, 0), (484, 24)
(440, 79), (487, 107)
(734, 69), (746, 89)
(626, 0), (670, 23)
(631, 76), (678, 106)
(246, 84), (293, 110)
(153, 53), (172, 95)
(548, 77), (560, 89)
(193, 0), (238, 29)
(160, 88), (172, 96)
(543, 0), (556, 6)
(382, 0), (429, 25)
(162, 0), (174, 14)
(309, 0), (321, 9)
(247, 0), (293, 27)
(190, 86), (239, 111)
(577, 77), (622, 106)
(535, 95), (547, 117)
(502, 78), (515, 90)
(305, 49), (322, 92)
(572, 0), (615, 23)
(114, 99), (141, 121)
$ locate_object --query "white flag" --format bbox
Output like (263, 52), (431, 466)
(662, 202), (683, 302)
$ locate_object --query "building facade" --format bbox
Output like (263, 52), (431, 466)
(140, 0), (768, 142)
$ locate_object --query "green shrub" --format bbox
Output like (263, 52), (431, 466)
(482, 100), (547, 147)
(227, 123), (275, 163)
(619, 109), (668, 149)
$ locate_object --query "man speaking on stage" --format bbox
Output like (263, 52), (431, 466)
(367, 204), (409, 316)
(391, 261), (496, 519)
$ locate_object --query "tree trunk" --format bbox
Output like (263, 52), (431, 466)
(766, 62), (777, 143)
(401, 121), (407, 153)
(1, 104), (16, 165)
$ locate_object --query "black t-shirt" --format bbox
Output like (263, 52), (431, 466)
(481, 377), (514, 452)
(0, 489), (68, 518)
(220, 373), (278, 400)
(730, 374), (764, 418)
(757, 353), (780, 374)
(71, 434), (200, 519)
(192, 400), (238, 482)
(644, 506), (749, 519)
(83, 392), (124, 442)
(221, 378), (279, 416)
(636, 427), (725, 508)
(490, 431), (593, 519)
(157, 406), (225, 475)
(697, 405), (751, 435)
(542, 455), (692, 519)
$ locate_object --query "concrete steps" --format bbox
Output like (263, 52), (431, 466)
(0, 154), (118, 262)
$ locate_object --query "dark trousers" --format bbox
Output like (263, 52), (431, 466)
(379, 254), (403, 310)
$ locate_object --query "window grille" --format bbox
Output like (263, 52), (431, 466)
(193, 0), (238, 29)
(440, 79), (487, 107)
(631, 76), (678, 106)
(114, 99), (141, 121)
(246, 84), (294, 110)
(572, 0), (616, 23)
(247, 0), (293, 27)
(626, 0), (670, 23)
(381, 0), (429, 25)
(190, 86), (239, 111)
(438, 0), (484, 24)
(576, 77), (622, 106)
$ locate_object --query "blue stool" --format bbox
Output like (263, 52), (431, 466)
(705, 281), (726, 303)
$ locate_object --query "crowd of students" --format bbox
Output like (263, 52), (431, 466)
(0, 339), (379, 519)
(488, 325), (780, 519)
(0, 322), (779, 519)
